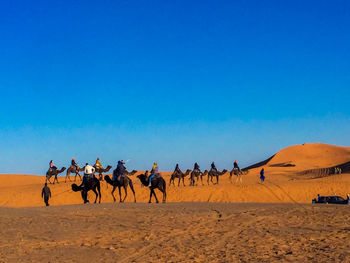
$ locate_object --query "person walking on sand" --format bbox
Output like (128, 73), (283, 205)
(260, 168), (265, 182)
(41, 183), (51, 206)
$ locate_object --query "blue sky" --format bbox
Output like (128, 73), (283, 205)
(0, 0), (349, 174)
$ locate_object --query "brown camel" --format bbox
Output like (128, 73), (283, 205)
(207, 168), (228, 185)
(229, 168), (249, 184)
(94, 165), (112, 181)
(65, 165), (84, 182)
(104, 169), (137, 203)
(46, 167), (66, 184)
(190, 169), (205, 186)
(137, 171), (166, 203)
(169, 169), (192, 187)
(71, 176), (101, 204)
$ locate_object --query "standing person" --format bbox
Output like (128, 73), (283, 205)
(82, 163), (95, 187)
(149, 162), (159, 185)
(49, 160), (57, 172)
(260, 168), (265, 182)
(113, 160), (126, 183)
(41, 183), (51, 206)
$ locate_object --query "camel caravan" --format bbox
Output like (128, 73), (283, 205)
(45, 159), (248, 204)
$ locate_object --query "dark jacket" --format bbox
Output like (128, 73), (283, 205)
(234, 162), (239, 169)
(211, 162), (217, 170)
(72, 160), (77, 166)
(115, 161), (126, 176)
(41, 186), (51, 198)
(174, 164), (182, 173)
(194, 163), (200, 170)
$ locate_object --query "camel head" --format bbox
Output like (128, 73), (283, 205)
(221, 169), (228, 174)
(105, 165), (112, 171)
(185, 169), (192, 175)
(129, 170), (138, 175)
(71, 184), (81, 192)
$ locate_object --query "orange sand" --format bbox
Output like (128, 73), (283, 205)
(0, 143), (349, 207)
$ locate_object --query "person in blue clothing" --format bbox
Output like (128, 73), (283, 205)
(260, 168), (265, 182)
(148, 162), (159, 186)
(113, 160), (126, 183)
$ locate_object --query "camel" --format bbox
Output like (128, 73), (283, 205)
(46, 167), (66, 184)
(229, 168), (249, 184)
(104, 169), (137, 203)
(65, 165), (84, 182)
(137, 171), (166, 203)
(94, 165), (112, 181)
(169, 169), (192, 187)
(71, 176), (101, 204)
(190, 169), (205, 186)
(207, 168), (228, 185)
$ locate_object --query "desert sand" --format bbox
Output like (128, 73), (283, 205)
(0, 143), (350, 262)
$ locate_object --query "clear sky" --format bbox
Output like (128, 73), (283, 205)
(0, 0), (349, 174)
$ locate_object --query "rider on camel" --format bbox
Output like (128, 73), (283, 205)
(234, 160), (240, 172)
(174, 164), (182, 174)
(211, 162), (217, 172)
(71, 158), (79, 170)
(113, 160), (126, 183)
(49, 160), (57, 172)
(82, 163), (95, 187)
(94, 158), (104, 170)
(149, 162), (159, 186)
(194, 162), (200, 172)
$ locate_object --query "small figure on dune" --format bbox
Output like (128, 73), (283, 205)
(260, 168), (265, 182)
(41, 183), (51, 206)
(190, 162), (201, 186)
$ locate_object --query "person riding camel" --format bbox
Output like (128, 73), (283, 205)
(211, 162), (217, 172)
(82, 163), (95, 187)
(113, 160), (126, 183)
(194, 162), (200, 171)
(149, 162), (159, 186)
(234, 160), (240, 172)
(49, 160), (57, 172)
(94, 158), (104, 170)
(71, 158), (79, 170)
(174, 164), (182, 174)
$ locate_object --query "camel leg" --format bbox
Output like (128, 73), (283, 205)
(92, 188), (98, 203)
(182, 177), (185, 186)
(217, 175), (219, 184)
(129, 180), (136, 203)
(162, 189), (166, 203)
(122, 185), (128, 202)
(153, 189), (159, 203)
(178, 178), (181, 187)
(148, 189), (153, 203)
(111, 186), (116, 202)
(97, 183), (101, 203)
(118, 187), (123, 203)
